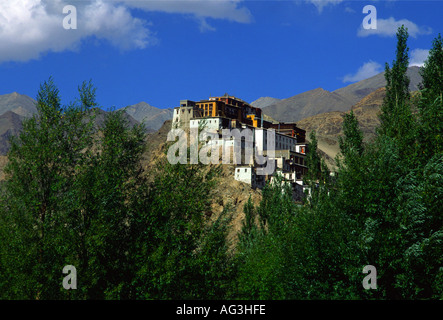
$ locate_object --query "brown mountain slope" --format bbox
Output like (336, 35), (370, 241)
(0, 92), (37, 117)
(263, 87), (353, 123)
(250, 96), (281, 109)
(142, 120), (262, 247)
(297, 87), (387, 169)
(120, 102), (174, 131)
(262, 66), (421, 123)
(333, 66), (421, 105)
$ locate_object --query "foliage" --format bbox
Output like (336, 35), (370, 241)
(1, 26), (442, 300)
(0, 79), (234, 300)
(235, 26), (443, 300)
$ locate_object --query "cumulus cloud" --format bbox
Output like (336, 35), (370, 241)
(0, 0), (152, 63)
(0, 0), (252, 63)
(357, 17), (432, 38)
(342, 60), (383, 83)
(409, 48), (429, 67)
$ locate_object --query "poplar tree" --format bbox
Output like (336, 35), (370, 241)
(339, 110), (363, 161)
(378, 25), (415, 161)
(417, 33), (443, 161)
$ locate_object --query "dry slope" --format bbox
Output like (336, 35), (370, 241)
(143, 120), (263, 246)
(296, 87), (386, 169)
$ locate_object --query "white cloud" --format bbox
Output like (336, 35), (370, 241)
(357, 17), (432, 38)
(306, 0), (344, 13)
(198, 18), (217, 33)
(121, 0), (253, 32)
(409, 48), (429, 67)
(0, 0), (252, 63)
(342, 60), (383, 83)
(122, 0), (252, 24)
(0, 0), (152, 63)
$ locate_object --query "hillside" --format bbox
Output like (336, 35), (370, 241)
(250, 96), (281, 109)
(120, 102), (174, 131)
(142, 120), (262, 246)
(0, 92), (37, 117)
(263, 87), (352, 123)
(0, 111), (24, 155)
(333, 65), (421, 105)
(297, 87), (387, 169)
(261, 66), (421, 123)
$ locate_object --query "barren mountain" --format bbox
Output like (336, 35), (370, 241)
(0, 111), (24, 155)
(262, 87), (353, 123)
(0, 92), (37, 117)
(120, 102), (174, 131)
(250, 96), (281, 109)
(333, 66), (421, 105)
(297, 87), (387, 169)
(262, 66), (422, 123)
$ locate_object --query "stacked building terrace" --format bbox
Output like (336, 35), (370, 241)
(171, 93), (308, 198)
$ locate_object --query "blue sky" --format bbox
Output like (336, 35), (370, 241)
(0, 0), (442, 111)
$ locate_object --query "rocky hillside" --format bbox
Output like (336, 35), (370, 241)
(261, 66), (421, 123)
(297, 87), (387, 169)
(0, 111), (24, 155)
(250, 96), (281, 109)
(263, 87), (352, 123)
(120, 101), (174, 131)
(143, 119), (262, 247)
(0, 92), (37, 117)
(333, 66), (421, 105)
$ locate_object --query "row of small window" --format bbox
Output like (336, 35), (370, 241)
(191, 119), (219, 125)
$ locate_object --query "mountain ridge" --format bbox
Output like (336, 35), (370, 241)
(0, 92), (37, 117)
(260, 66), (422, 123)
(120, 102), (174, 131)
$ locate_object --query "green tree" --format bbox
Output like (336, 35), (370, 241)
(73, 109), (147, 299)
(132, 141), (234, 299)
(416, 34), (443, 162)
(339, 110), (363, 161)
(236, 174), (296, 299)
(0, 78), (96, 299)
(0, 79), (151, 300)
(304, 131), (321, 184)
(379, 25), (411, 137)
(378, 25), (416, 164)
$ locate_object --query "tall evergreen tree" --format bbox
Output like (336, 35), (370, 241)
(378, 25), (415, 158)
(339, 110), (364, 161)
(304, 131), (321, 184)
(417, 33), (443, 161)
